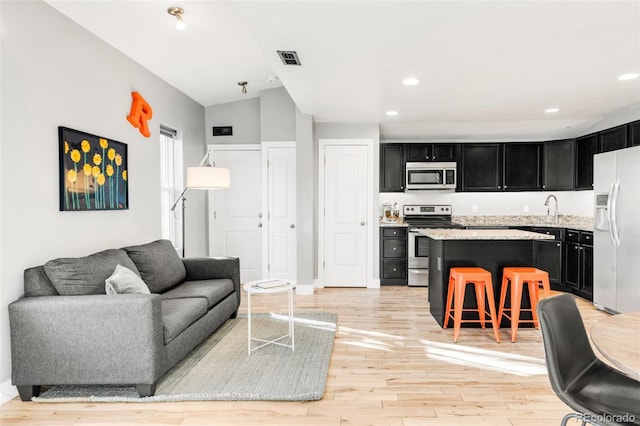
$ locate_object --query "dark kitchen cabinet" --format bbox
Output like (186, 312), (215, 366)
(405, 143), (457, 162)
(380, 227), (407, 285)
(405, 144), (432, 161)
(534, 240), (563, 288)
(575, 134), (598, 190)
(503, 143), (542, 191)
(599, 125), (628, 152)
(531, 227), (565, 289)
(380, 144), (404, 192)
(563, 229), (593, 301)
(628, 120), (640, 146)
(461, 144), (502, 191)
(542, 139), (574, 190)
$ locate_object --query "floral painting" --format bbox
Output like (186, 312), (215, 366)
(58, 127), (128, 211)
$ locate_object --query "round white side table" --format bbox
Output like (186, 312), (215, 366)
(242, 280), (296, 355)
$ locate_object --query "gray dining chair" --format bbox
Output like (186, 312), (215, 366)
(536, 294), (640, 426)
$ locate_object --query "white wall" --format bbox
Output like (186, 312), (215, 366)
(0, 0), (206, 392)
(378, 190), (593, 218)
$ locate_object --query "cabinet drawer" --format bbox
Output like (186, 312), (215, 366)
(530, 227), (563, 240)
(580, 232), (593, 246)
(382, 259), (407, 279)
(382, 227), (407, 237)
(383, 239), (407, 258)
(565, 229), (580, 243)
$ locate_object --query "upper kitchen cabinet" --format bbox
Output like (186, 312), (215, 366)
(380, 143), (405, 192)
(405, 143), (458, 162)
(503, 143), (542, 191)
(599, 124), (628, 152)
(542, 139), (575, 191)
(628, 120), (640, 146)
(461, 144), (502, 191)
(575, 133), (598, 190)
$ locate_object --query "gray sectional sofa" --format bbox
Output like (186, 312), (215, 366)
(8, 239), (240, 401)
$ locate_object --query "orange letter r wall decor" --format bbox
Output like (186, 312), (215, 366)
(127, 92), (153, 137)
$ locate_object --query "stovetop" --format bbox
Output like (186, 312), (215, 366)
(403, 204), (462, 229)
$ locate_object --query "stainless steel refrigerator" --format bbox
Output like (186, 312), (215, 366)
(593, 145), (640, 314)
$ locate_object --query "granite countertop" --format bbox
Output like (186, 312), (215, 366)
(379, 220), (407, 227)
(451, 215), (593, 232)
(419, 228), (557, 240)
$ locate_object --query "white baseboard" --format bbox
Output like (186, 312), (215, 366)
(0, 379), (17, 405)
(368, 279), (381, 289)
(295, 283), (314, 295)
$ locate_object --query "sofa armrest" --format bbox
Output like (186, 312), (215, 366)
(9, 294), (166, 386)
(182, 257), (241, 308)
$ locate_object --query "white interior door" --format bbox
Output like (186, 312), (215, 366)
(209, 146), (262, 283)
(322, 144), (369, 287)
(264, 144), (296, 281)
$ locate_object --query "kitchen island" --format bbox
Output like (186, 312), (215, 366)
(421, 228), (554, 328)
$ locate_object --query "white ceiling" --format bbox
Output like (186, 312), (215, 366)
(46, 0), (640, 141)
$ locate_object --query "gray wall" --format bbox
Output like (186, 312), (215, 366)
(205, 97), (261, 145)
(260, 87), (296, 141)
(295, 109), (316, 285)
(0, 0), (206, 388)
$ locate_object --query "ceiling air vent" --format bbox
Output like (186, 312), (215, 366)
(277, 50), (302, 66)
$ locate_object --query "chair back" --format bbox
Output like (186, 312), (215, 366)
(536, 294), (597, 394)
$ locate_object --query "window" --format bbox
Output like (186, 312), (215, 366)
(159, 126), (183, 252)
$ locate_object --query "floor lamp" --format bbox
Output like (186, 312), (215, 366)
(170, 152), (230, 257)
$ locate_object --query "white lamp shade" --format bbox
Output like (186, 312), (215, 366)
(186, 166), (230, 189)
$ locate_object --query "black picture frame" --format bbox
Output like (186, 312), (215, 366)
(58, 127), (129, 211)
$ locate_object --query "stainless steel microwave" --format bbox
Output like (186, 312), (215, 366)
(405, 162), (457, 190)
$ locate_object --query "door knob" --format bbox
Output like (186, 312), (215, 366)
(361, 221), (366, 226)
(290, 224), (295, 229)
(258, 222), (262, 228)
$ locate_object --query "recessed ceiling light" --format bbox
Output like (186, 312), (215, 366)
(618, 73), (639, 81)
(545, 108), (560, 113)
(386, 110), (399, 116)
(402, 78), (420, 86)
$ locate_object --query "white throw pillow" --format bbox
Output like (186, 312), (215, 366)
(105, 264), (151, 295)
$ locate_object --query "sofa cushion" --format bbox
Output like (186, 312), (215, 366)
(161, 298), (207, 344)
(105, 264), (151, 295)
(44, 249), (140, 295)
(161, 279), (234, 308)
(123, 239), (186, 293)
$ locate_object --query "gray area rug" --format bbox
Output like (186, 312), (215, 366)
(33, 311), (337, 402)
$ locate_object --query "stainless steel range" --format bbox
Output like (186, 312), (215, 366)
(403, 204), (461, 286)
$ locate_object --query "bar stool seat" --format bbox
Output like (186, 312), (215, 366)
(498, 267), (551, 343)
(443, 267), (500, 343)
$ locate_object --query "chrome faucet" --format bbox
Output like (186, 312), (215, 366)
(544, 195), (559, 224)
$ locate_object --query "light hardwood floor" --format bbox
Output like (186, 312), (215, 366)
(1, 286), (610, 426)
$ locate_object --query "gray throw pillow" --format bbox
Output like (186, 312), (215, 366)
(44, 249), (141, 295)
(122, 239), (186, 293)
(105, 264), (151, 295)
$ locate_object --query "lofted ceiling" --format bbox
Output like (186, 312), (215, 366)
(46, 0), (640, 141)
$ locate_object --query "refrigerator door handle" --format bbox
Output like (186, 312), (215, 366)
(611, 179), (621, 246)
(606, 181), (616, 246)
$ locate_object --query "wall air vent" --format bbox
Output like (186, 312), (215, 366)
(277, 50), (302, 66)
(212, 126), (232, 136)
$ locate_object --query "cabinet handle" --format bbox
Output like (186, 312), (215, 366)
(393, 231), (397, 235)
(556, 243), (561, 247)
(498, 186), (502, 189)
(393, 268), (397, 271)
(393, 247), (397, 250)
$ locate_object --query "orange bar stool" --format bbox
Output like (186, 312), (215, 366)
(498, 267), (551, 343)
(443, 267), (500, 343)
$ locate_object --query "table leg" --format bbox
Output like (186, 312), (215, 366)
(247, 291), (252, 355)
(289, 287), (295, 351)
